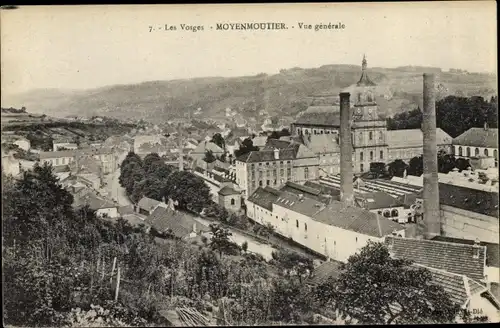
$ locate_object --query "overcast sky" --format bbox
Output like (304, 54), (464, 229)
(1, 2), (497, 97)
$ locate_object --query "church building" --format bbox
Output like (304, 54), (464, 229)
(291, 55), (388, 174)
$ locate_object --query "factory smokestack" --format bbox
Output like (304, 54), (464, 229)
(421, 73), (440, 239)
(339, 92), (354, 207)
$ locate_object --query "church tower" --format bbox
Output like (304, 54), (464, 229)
(350, 55), (388, 174)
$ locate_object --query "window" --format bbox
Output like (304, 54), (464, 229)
(230, 199), (235, 205)
(304, 223), (308, 231)
(252, 181), (256, 188)
(280, 168), (284, 176)
(55, 158), (60, 165)
(287, 168), (291, 176)
(320, 130), (324, 134)
(266, 180), (270, 186)
(360, 152), (364, 161)
(475, 148), (480, 156)
(467, 147), (471, 157)
(259, 181), (262, 186)
(459, 146), (463, 156)
(391, 209), (399, 217)
(273, 169), (277, 177)
(305, 129), (309, 135)
(369, 131), (373, 140)
(296, 220), (299, 228)
(304, 167), (309, 180)
(484, 149), (489, 156)
(360, 163), (364, 172)
(383, 210), (391, 218)
(380, 150), (384, 160)
(370, 151), (374, 161)
(355, 237), (358, 243)
(379, 131), (383, 141)
(314, 130), (317, 135)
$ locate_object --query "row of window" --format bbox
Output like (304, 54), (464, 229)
(251, 161), (291, 168)
(49, 157), (74, 166)
(251, 177), (290, 188)
(251, 167), (292, 178)
(359, 150), (384, 161)
(455, 146), (498, 158)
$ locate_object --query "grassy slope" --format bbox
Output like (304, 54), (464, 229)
(4, 65), (496, 123)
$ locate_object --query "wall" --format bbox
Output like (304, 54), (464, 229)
(96, 207), (119, 219)
(318, 153), (340, 176)
(468, 293), (500, 323)
(369, 206), (410, 224)
(14, 139), (30, 151)
(293, 157), (319, 182)
(454, 144), (498, 166)
(41, 156), (75, 167)
(272, 203), (389, 262)
(485, 266), (499, 284)
(440, 205), (499, 244)
(219, 193), (241, 212)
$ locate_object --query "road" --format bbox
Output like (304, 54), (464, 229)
(105, 152), (132, 207)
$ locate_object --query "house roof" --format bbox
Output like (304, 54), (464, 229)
(74, 193), (117, 211)
(303, 134), (340, 154)
(421, 265), (488, 306)
(387, 128), (453, 149)
(218, 186), (240, 196)
(118, 205), (135, 215)
(279, 181), (332, 204)
(294, 111), (341, 127)
(386, 236), (487, 281)
(306, 260), (343, 286)
(247, 186), (281, 211)
(137, 197), (162, 212)
(263, 139), (296, 150)
(39, 150), (76, 159)
(192, 141), (224, 154)
(439, 182), (499, 217)
(236, 148), (297, 163)
(303, 181), (341, 198)
(247, 136), (265, 148)
(431, 236), (499, 268)
(145, 206), (209, 238)
(453, 127), (498, 148)
(274, 191), (404, 238)
(355, 191), (404, 210)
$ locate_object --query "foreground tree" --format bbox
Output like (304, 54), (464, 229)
(211, 133), (225, 150)
(334, 241), (460, 324)
(387, 159), (408, 178)
(209, 224), (239, 258)
(234, 138), (259, 158)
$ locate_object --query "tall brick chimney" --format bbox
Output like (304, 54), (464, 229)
(421, 74), (441, 239)
(339, 92), (354, 207)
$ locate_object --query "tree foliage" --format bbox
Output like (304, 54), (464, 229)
(387, 159), (409, 178)
(333, 241), (460, 324)
(210, 133), (225, 150)
(387, 96), (498, 138)
(234, 137), (259, 159)
(203, 150), (217, 163)
(407, 155), (424, 177)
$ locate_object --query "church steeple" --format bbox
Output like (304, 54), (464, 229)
(357, 54), (376, 87)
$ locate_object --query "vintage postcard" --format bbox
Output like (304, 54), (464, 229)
(1, 2), (498, 326)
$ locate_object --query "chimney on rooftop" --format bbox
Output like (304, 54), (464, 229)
(420, 74), (441, 240)
(274, 148), (279, 160)
(339, 92), (354, 207)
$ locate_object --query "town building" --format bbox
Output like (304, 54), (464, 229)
(218, 186), (243, 213)
(53, 137), (78, 151)
(300, 134), (341, 176)
(39, 150), (75, 170)
(387, 128), (453, 162)
(290, 56), (388, 174)
(452, 126), (498, 168)
(247, 186), (405, 262)
(235, 139), (319, 199)
(145, 200), (209, 240)
(190, 141), (225, 162)
(73, 191), (119, 218)
(136, 196), (163, 216)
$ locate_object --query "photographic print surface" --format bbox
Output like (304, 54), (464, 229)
(1, 2), (498, 326)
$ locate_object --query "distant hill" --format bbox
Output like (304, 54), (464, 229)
(3, 65), (497, 123)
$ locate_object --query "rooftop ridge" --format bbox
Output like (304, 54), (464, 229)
(387, 235), (488, 251)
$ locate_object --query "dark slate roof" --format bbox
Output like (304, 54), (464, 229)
(145, 206), (209, 238)
(274, 191), (404, 238)
(263, 139), (296, 150)
(118, 205), (135, 215)
(356, 70), (376, 86)
(304, 181), (341, 199)
(294, 112), (341, 127)
(453, 127), (498, 148)
(306, 260), (343, 286)
(439, 182), (499, 217)
(355, 191), (404, 210)
(279, 182), (332, 204)
(431, 236), (499, 268)
(137, 197), (162, 212)
(386, 236), (486, 281)
(247, 187), (281, 211)
(218, 186), (240, 196)
(236, 148), (297, 163)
